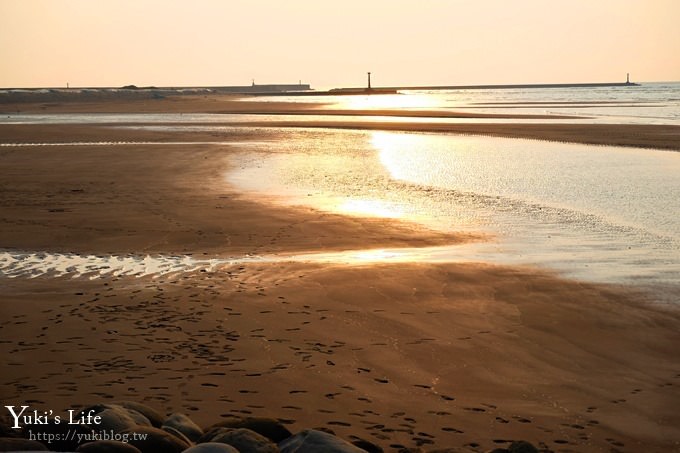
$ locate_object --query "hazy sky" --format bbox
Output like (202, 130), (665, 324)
(1, 0), (679, 88)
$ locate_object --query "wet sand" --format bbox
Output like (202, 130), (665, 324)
(1, 99), (680, 452)
(3, 93), (680, 150)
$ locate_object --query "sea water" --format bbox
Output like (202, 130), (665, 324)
(226, 127), (680, 295)
(1, 84), (679, 300)
(2, 81), (679, 125)
(240, 81), (680, 124)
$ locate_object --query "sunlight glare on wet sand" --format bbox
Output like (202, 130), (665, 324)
(225, 128), (680, 288)
(334, 94), (439, 110)
(336, 198), (405, 219)
(371, 131), (449, 183)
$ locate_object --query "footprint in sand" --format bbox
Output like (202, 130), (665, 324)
(606, 438), (625, 447)
(506, 415), (532, 423)
(328, 421), (352, 427)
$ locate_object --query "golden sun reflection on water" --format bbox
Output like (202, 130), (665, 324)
(347, 249), (409, 262)
(336, 198), (405, 219)
(371, 131), (438, 182)
(335, 94), (438, 110)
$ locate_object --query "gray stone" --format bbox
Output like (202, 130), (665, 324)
(94, 407), (148, 433)
(0, 437), (49, 451)
(115, 402), (165, 428)
(182, 443), (240, 453)
(211, 428), (279, 453)
(0, 418), (23, 438)
(279, 429), (367, 453)
(163, 413), (203, 442)
(207, 417), (292, 443)
(26, 420), (92, 452)
(351, 438), (383, 452)
(120, 426), (190, 453)
(78, 404), (151, 433)
(163, 425), (194, 445)
(76, 440), (143, 452)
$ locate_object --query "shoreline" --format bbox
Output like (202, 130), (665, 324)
(2, 121), (680, 152)
(2, 94), (679, 151)
(1, 97), (679, 451)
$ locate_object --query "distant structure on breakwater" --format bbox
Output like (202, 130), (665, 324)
(119, 82), (313, 94)
(214, 81), (312, 94)
(380, 81), (639, 91)
(309, 73), (639, 96)
(118, 82), (313, 94)
(376, 74), (639, 91)
(0, 75), (640, 101)
(0, 82), (314, 103)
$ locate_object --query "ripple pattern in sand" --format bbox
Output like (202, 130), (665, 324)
(0, 246), (485, 280)
(0, 251), (226, 279)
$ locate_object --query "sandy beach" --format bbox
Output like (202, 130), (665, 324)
(4, 93), (680, 150)
(1, 94), (679, 452)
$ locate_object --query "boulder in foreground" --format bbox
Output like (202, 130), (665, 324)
(76, 439), (142, 452)
(279, 429), (368, 453)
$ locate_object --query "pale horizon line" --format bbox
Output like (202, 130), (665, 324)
(2, 78), (678, 91)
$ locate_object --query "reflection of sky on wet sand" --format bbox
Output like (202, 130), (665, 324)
(332, 94), (439, 111)
(336, 199), (405, 219)
(226, 128), (680, 289)
(1, 126), (678, 301)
